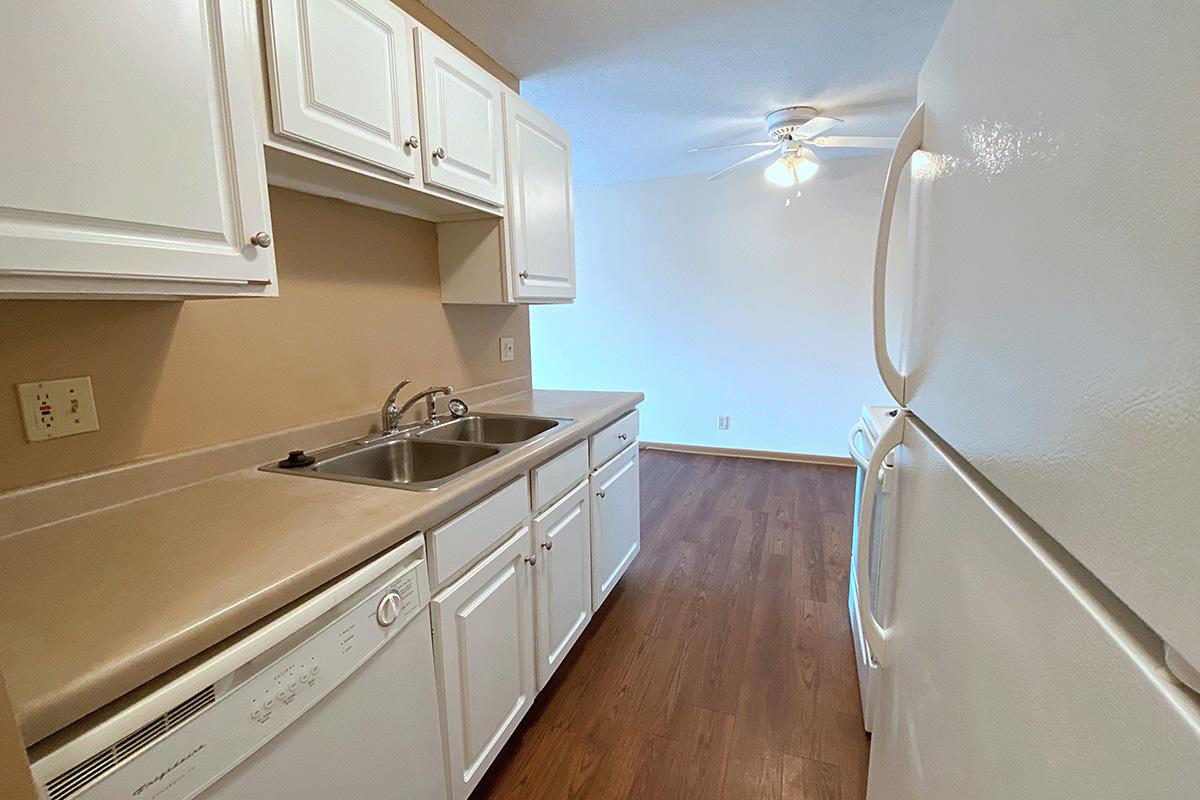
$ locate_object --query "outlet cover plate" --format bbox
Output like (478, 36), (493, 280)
(17, 376), (100, 442)
(499, 337), (515, 362)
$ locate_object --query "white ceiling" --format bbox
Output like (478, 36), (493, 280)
(423, 0), (952, 186)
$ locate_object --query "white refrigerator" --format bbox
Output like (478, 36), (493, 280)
(855, 0), (1200, 796)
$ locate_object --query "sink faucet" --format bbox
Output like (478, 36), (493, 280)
(380, 380), (412, 433)
(396, 385), (454, 426)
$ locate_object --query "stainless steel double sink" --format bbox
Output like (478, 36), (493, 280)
(261, 413), (569, 491)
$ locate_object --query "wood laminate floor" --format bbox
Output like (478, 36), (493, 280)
(475, 449), (868, 799)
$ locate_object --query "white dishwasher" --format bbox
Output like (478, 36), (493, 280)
(29, 535), (447, 800)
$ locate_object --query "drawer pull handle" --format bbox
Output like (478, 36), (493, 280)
(596, 489), (606, 498)
(541, 540), (553, 551)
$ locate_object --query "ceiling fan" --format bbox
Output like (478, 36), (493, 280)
(692, 106), (899, 187)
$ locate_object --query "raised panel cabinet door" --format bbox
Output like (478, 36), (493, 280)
(431, 525), (535, 800)
(532, 480), (592, 689)
(415, 29), (505, 206)
(503, 92), (575, 302)
(590, 444), (641, 610)
(0, 0), (276, 295)
(263, 0), (420, 177)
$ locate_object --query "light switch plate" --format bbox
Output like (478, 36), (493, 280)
(499, 337), (515, 362)
(17, 376), (100, 442)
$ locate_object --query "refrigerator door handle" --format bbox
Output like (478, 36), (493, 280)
(848, 421), (873, 471)
(1165, 644), (1200, 695)
(856, 409), (908, 668)
(872, 103), (925, 405)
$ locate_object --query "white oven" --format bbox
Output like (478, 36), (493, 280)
(847, 404), (899, 733)
(29, 535), (446, 800)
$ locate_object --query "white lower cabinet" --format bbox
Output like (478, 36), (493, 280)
(428, 420), (640, 797)
(532, 481), (592, 689)
(431, 524), (535, 800)
(590, 443), (641, 610)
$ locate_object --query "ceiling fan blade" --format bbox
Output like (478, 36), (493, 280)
(689, 141), (775, 153)
(808, 135), (899, 149)
(791, 115), (842, 139)
(705, 146), (779, 181)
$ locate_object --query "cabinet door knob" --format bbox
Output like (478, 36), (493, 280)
(617, 433), (628, 440)
(541, 540), (553, 551)
(250, 231), (272, 249)
(433, 146), (446, 160)
(524, 554), (537, 566)
(405, 135), (419, 149)
(519, 270), (529, 280)
(596, 489), (606, 498)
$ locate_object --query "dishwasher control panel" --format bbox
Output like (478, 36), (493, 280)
(246, 562), (424, 728)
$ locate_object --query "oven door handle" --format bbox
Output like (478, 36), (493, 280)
(848, 421), (873, 471)
(855, 410), (907, 669)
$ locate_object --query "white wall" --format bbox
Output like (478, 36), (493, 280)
(532, 154), (908, 458)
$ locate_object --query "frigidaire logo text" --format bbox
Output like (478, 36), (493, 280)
(131, 743), (206, 796)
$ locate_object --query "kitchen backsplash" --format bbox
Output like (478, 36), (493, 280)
(0, 188), (532, 492)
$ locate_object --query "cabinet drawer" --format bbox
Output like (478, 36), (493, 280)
(590, 410), (639, 469)
(531, 441), (588, 512)
(427, 477), (529, 589)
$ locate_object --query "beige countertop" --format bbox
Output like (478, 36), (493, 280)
(0, 389), (642, 745)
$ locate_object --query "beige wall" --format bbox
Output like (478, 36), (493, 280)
(0, 188), (530, 492)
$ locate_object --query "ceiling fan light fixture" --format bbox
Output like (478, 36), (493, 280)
(793, 157), (819, 184)
(763, 155), (819, 188)
(763, 157), (796, 187)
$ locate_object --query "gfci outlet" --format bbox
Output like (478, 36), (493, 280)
(17, 376), (100, 442)
(499, 337), (515, 363)
(717, 415), (731, 430)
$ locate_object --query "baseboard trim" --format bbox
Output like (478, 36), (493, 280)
(639, 441), (854, 468)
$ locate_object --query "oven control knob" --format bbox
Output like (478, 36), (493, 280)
(376, 591), (403, 627)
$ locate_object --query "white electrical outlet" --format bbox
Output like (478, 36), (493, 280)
(17, 376), (100, 442)
(717, 415), (731, 430)
(499, 337), (515, 362)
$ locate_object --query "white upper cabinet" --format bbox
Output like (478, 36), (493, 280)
(415, 30), (506, 206)
(0, 0), (276, 298)
(503, 91), (576, 303)
(262, 0), (420, 178)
